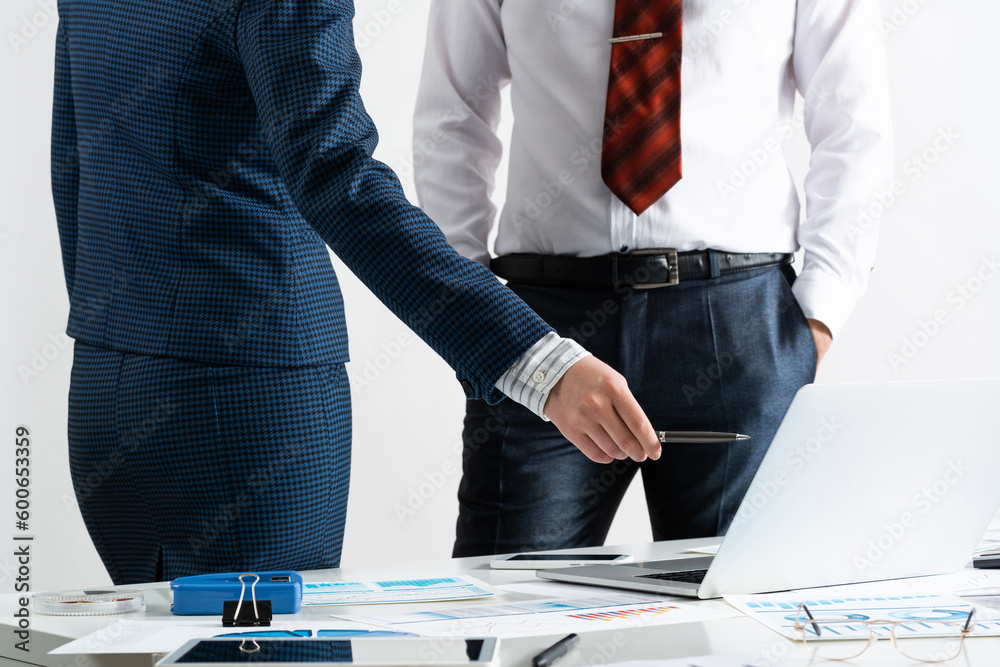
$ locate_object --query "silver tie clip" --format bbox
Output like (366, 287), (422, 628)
(609, 32), (663, 44)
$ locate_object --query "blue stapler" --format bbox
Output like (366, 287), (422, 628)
(170, 571), (303, 615)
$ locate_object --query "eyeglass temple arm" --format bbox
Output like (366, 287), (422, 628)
(798, 603), (822, 637)
(962, 608), (975, 633)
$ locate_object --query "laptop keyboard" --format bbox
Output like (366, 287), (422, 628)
(636, 568), (708, 584)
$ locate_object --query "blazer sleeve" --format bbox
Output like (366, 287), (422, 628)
(234, 0), (552, 402)
(51, 20), (80, 298)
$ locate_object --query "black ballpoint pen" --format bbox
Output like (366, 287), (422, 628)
(657, 430), (750, 443)
(532, 633), (580, 667)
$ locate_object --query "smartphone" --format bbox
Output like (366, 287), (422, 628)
(490, 552), (633, 569)
(157, 637), (499, 666)
(973, 552), (1000, 569)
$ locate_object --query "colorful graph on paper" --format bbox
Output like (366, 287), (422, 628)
(341, 594), (733, 638)
(568, 605), (683, 621)
(302, 576), (496, 605)
(725, 592), (1000, 641)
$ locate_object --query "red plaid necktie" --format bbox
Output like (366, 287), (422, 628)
(601, 0), (683, 216)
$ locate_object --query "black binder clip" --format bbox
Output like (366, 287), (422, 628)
(222, 573), (272, 626)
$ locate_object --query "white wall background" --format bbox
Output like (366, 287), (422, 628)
(1, 0), (998, 591)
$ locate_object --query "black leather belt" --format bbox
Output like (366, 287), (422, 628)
(491, 250), (793, 289)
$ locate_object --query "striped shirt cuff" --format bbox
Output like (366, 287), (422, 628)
(495, 332), (591, 421)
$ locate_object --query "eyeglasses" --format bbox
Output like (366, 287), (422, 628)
(792, 603), (976, 662)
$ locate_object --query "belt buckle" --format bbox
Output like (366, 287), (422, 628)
(629, 248), (679, 289)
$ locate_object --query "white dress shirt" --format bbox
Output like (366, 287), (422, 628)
(496, 331), (590, 420)
(414, 0), (894, 338)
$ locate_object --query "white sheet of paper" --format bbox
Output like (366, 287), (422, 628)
(49, 619), (403, 655)
(792, 569), (1000, 597)
(725, 591), (1000, 641)
(682, 544), (721, 555)
(302, 576), (497, 606)
(601, 657), (758, 667)
(497, 581), (670, 600)
(338, 592), (736, 638)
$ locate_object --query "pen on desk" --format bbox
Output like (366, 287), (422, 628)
(657, 431), (750, 444)
(533, 633), (580, 667)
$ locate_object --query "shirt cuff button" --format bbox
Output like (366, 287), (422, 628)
(531, 370), (546, 384)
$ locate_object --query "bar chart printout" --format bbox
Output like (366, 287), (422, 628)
(725, 593), (1000, 641)
(302, 577), (496, 606)
(341, 593), (735, 638)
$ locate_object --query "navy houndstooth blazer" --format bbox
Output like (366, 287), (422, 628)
(51, 0), (551, 401)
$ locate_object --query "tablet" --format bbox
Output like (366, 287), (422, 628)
(157, 637), (499, 666)
(490, 552), (633, 569)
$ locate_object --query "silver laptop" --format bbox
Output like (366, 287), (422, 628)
(538, 379), (1000, 599)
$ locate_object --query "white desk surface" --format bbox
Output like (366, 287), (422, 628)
(2, 537), (999, 666)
